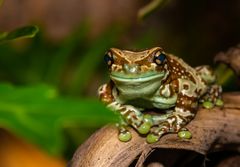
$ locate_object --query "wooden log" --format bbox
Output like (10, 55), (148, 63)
(70, 93), (240, 167)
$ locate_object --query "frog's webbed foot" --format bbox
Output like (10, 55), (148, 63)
(146, 123), (169, 143)
(134, 114), (155, 135)
(115, 117), (131, 142)
(201, 84), (224, 109)
(146, 121), (193, 143)
(108, 102), (154, 135)
(117, 114), (156, 142)
(177, 127), (192, 139)
(146, 128), (192, 143)
(134, 113), (171, 135)
(146, 100), (196, 143)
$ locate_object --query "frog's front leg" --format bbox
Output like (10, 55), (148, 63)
(147, 79), (198, 143)
(99, 82), (151, 141)
(107, 102), (153, 135)
(99, 82), (131, 141)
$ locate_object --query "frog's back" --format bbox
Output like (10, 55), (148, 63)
(167, 54), (208, 96)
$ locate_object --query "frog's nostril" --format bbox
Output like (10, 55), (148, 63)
(123, 64), (139, 74)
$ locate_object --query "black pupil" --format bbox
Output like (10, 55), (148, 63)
(158, 53), (166, 62)
(104, 54), (113, 65)
(155, 53), (166, 64)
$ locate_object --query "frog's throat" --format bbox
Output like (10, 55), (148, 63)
(110, 72), (165, 83)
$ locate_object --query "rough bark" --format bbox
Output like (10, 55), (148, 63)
(70, 93), (240, 167)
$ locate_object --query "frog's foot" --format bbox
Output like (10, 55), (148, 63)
(177, 127), (192, 139)
(201, 84), (224, 108)
(202, 98), (224, 109)
(117, 123), (132, 142)
(136, 121), (152, 135)
(202, 101), (214, 109)
(116, 119), (132, 142)
(146, 127), (192, 143)
(146, 124), (169, 143)
(215, 99), (224, 107)
(135, 113), (173, 135)
(118, 129), (132, 142)
(146, 113), (194, 143)
(130, 114), (153, 135)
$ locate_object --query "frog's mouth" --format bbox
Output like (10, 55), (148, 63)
(110, 71), (165, 83)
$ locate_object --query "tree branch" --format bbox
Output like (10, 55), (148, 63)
(70, 93), (240, 167)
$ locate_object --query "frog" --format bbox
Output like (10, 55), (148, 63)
(98, 47), (223, 143)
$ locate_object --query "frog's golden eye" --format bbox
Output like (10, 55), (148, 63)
(104, 51), (114, 66)
(153, 51), (166, 65)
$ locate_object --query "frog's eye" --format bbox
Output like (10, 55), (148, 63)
(153, 51), (166, 65)
(104, 51), (114, 66)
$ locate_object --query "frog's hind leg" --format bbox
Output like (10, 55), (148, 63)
(200, 84), (223, 108)
(195, 65), (216, 85)
(195, 66), (223, 108)
(146, 106), (196, 143)
(147, 79), (198, 143)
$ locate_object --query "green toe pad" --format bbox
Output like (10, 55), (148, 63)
(215, 99), (224, 107)
(203, 101), (214, 109)
(146, 133), (159, 143)
(118, 131), (132, 142)
(143, 114), (154, 127)
(138, 122), (151, 134)
(178, 130), (192, 139)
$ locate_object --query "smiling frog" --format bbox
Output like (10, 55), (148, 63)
(98, 47), (223, 143)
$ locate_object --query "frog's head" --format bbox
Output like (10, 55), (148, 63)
(104, 47), (169, 97)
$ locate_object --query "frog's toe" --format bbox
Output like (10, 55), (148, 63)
(138, 122), (151, 134)
(215, 99), (224, 107)
(118, 130), (132, 142)
(146, 133), (159, 143)
(143, 114), (154, 127)
(178, 128), (192, 139)
(202, 101), (214, 109)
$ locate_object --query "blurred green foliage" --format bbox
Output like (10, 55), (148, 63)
(0, 25), (126, 92)
(0, 83), (117, 155)
(0, 24), (157, 92)
(0, 23), (157, 158)
(0, 25), (125, 157)
(0, 26), (39, 43)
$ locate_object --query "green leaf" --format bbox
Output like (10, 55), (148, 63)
(0, 83), (117, 155)
(0, 26), (39, 43)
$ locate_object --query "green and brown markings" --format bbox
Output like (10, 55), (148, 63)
(98, 47), (223, 143)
